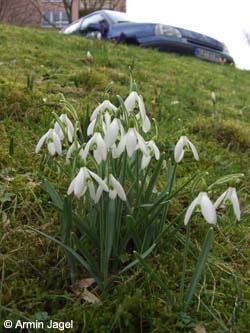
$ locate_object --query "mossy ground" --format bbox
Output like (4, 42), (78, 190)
(0, 24), (250, 332)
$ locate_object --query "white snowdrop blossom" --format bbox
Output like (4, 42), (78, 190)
(90, 100), (117, 122)
(66, 141), (83, 164)
(94, 174), (126, 203)
(214, 187), (240, 221)
(174, 136), (199, 163)
(141, 140), (160, 169)
(54, 114), (74, 143)
(67, 167), (109, 199)
(35, 128), (62, 156)
(124, 91), (151, 132)
(104, 118), (120, 148)
(114, 128), (148, 158)
(184, 192), (217, 225)
(81, 132), (107, 164)
(124, 91), (140, 112)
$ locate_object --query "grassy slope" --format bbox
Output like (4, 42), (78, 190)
(0, 24), (250, 332)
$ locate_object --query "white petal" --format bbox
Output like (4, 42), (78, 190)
(89, 170), (109, 192)
(113, 135), (126, 158)
(142, 115), (151, 133)
(230, 188), (241, 221)
(87, 119), (96, 136)
(184, 197), (199, 225)
(200, 193), (217, 224)
(104, 119), (119, 148)
(174, 136), (185, 163)
(141, 155), (151, 169)
(126, 129), (137, 157)
(52, 131), (62, 155)
(109, 174), (126, 201)
(95, 185), (103, 203)
(35, 131), (49, 153)
(138, 95), (146, 119)
(74, 168), (86, 197)
(47, 142), (56, 156)
(109, 189), (117, 200)
(95, 133), (107, 160)
(151, 142), (160, 160)
(65, 117), (74, 143)
(90, 100), (117, 121)
(137, 132), (148, 156)
(124, 91), (139, 111)
(67, 178), (76, 195)
(66, 142), (80, 164)
(94, 150), (102, 164)
(88, 181), (96, 200)
(214, 190), (227, 209)
(186, 137), (199, 161)
(54, 122), (64, 140)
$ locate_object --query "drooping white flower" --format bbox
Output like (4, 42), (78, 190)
(124, 92), (151, 132)
(214, 187), (240, 221)
(120, 128), (148, 157)
(35, 129), (62, 156)
(54, 114), (75, 143)
(66, 141), (83, 164)
(124, 91), (140, 112)
(174, 136), (199, 163)
(141, 140), (160, 169)
(67, 167), (109, 199)
(94, 174), (126, 203)
(81, 132), (107, 164)
(184, 192), (217, 225)
(109, 174), (126, 201)
(90, 100), (117, 122)
(104, 118), (120, 148)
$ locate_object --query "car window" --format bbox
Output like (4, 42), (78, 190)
(63, 20), (81, 34)
(80, 14), (108, 32)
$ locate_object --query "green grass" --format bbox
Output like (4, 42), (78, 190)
(0, 23), (250, 332)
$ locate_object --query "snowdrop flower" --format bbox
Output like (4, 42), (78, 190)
(67, 167), (109, 199)
(81, 132), (107, 164)
(90, 100), (117, 122)
(35, 129), (62, 156)
(174, 136), (199, 163)
(141, 140), (160, 169)
(66, 141), (83, 164)
(184, 192), (217, 225)
(124, 91), (140, 112)
(114, 128), (148, 158)
(95, 174), (126, 203)
(54, 114), (74, 143)
(214, 187), (240, 221)
(124, 92), (151, 132)
(104, 118), (120, 148)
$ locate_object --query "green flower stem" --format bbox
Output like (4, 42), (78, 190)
(180, 222), (190, 305)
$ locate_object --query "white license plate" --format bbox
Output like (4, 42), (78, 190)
(194, 48), (221, 63)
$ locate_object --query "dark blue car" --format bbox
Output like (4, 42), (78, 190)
(63, 10), (234, 64)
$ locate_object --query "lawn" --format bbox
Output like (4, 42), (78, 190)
(0, 24), (250, 332)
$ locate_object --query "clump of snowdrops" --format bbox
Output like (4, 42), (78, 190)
(33, 86), (241, 304)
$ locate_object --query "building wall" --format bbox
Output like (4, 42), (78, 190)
(0, 0), (126, 28)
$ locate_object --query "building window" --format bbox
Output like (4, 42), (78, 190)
(42, 11), (69, 28)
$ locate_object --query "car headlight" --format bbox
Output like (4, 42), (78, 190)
(155, 24), (182, 38)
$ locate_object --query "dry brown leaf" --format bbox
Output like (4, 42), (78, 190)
(194, 324), (206, 333)
(81, 289), (101, 304)
(77, 278), (96, 289)
(2, 212), (10, 228)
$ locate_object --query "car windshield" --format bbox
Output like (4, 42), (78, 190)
(105, 10), (132, 24)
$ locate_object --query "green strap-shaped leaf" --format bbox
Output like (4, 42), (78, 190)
(27, 226), (103, 289)
(184, 227), (214, 311)
(40, 176), (63, 211)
